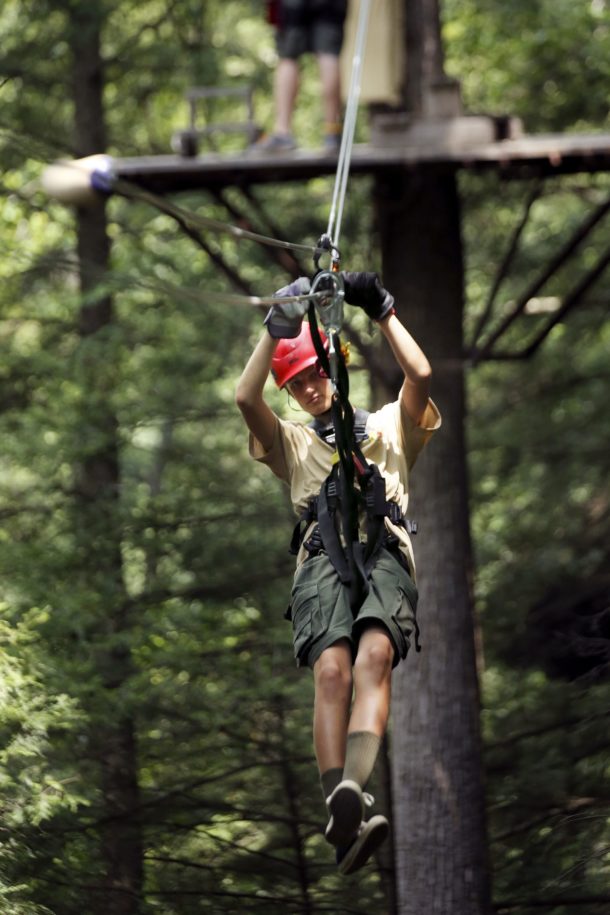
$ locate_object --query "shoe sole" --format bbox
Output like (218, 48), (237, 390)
(338, 815), (389, 875)
(325, 780), (364, 847)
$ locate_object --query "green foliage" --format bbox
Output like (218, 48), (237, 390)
(467, 304), (610, 911)
(0, 0), (608, 913)
(443, 4), (610, 909)
(0, 615), (84, 915)
(443, 0), (610, 132)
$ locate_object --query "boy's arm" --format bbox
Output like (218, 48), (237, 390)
(235, 330), (279, 452)
(236, 276), (312, 449)
(376, 312), (431, 426)
(342, 272), (432, 426)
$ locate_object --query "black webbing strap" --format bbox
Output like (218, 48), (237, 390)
(306, 304), (374, 611)
(308, 407), (370, 446)
(308, 300), (331, 378)
(316, 468), (351, 584)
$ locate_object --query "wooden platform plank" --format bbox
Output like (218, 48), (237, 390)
(112, 133), (610, 194)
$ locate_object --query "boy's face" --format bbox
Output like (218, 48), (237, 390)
(286, 364), (333, 416)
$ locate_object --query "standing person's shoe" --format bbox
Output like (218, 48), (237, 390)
(323, 122), (342, 154)
(325, 779), (364, 847)
(249, 132), (296, 153)
(336, 815), (389, 875)
(323, 131), (341, 154)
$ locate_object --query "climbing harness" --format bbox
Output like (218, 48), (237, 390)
(289, 401), (418, 613)
(300, 264), (415, 611)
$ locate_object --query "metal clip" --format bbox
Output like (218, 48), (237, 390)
(313, 233), (340, 273)
(310, 269), (345, 336)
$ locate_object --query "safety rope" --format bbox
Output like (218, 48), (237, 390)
(325, 0), (372, 254)
(305, 1), (376, 611)
(111, 177), (322, 259)
(138, 275), (326, 310)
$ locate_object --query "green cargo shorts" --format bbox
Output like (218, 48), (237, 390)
(285, 548), (419, 669)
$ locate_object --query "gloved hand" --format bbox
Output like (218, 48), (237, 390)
(341, 271), (395, 321)
(264, 276), (311, 338)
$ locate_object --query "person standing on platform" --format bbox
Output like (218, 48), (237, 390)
(255, 0), (347, 153)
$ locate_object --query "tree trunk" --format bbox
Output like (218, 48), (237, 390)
(404, 0), (446, 114)
(374, 167), (492, 914)
(70, 6), (143, 912)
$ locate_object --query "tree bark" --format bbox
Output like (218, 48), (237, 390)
(70, 6), (143, 912)
(374, 167), (491, 914)
(404, 0), (446, 114)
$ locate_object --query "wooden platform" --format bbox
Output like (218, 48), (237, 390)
(112, 132), (610, 194)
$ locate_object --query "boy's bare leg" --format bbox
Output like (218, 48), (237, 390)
(349, 626), (393, 737)
(312, 639), (353, 773)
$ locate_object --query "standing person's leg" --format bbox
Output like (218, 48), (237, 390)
(254, 13), (305, 151)
(316, 52), (342, 129)
(312, 0), (346, 149)
(262, 3), (309, 150)
(273, 57), (300, 137)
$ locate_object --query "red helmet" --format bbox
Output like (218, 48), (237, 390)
(271, 322), (328, 389)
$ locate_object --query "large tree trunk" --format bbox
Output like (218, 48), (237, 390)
(374, 168), (491, 914)
(70, 6), (143, 912)
(403, 0), (446, 113)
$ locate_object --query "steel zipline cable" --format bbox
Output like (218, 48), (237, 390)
(110, 177), (323, 261)
(325, 0), (372, 255)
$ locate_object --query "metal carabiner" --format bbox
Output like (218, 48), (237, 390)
(310, 269), (345, 336)
(313, 233), (341, 274)
(310, 270), (345, 389)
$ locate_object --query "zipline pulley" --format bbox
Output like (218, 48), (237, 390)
(310, 268), (345, 388)
(313, 232), (341, 274)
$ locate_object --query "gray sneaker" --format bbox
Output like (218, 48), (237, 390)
(250, 132), (296, 153)
(323, 132), (341, 154)
(325, 779), (364, 847)
(337, 815), (390, 875)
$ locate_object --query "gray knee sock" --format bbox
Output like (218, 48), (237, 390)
(342, 731), (381, 790)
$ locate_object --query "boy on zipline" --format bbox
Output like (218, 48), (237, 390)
(236, 272), (440, 874)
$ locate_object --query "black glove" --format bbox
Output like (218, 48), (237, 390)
(341, 271), (395, 321)
(264, 276), (311, 339)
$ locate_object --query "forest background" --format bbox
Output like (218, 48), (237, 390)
(0, 1), (608, 914)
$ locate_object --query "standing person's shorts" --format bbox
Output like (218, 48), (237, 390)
(276, 0), (348, 59)
(286, 548), (419, 669)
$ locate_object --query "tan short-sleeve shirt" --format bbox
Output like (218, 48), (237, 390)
(249, 398), (441, 577)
